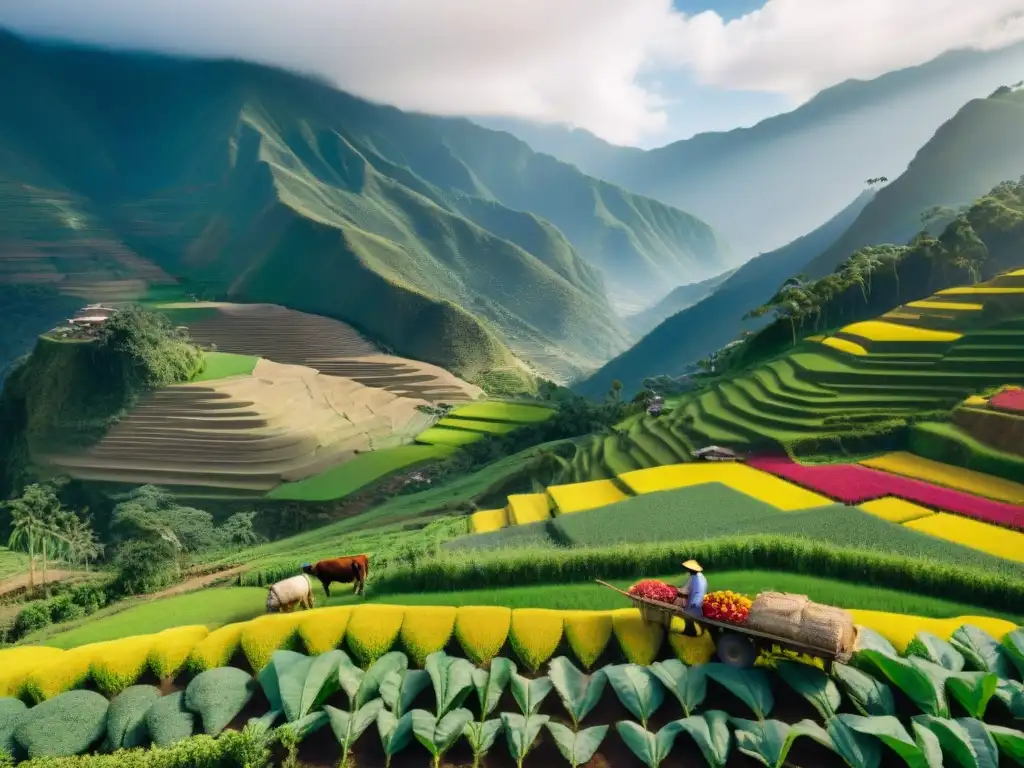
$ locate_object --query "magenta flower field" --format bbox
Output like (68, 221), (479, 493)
(990, 387), (1024, 413)
(748, 455), (1024, 529)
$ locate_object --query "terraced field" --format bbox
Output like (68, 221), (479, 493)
(39, 359), (438, 495)
(154, 302), (481, 402)
(668, 269), (1024, 451)
(414, 400), (555, 447)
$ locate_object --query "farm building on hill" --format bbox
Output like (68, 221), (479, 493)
(694, 445), (741, 461)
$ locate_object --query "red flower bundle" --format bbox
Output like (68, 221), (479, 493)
(628, 579), (677, 603)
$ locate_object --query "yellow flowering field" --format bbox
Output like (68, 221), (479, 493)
(188, 622), (245, 673)
(561, 611), (614, 670)
(819, 336), (867, 356)
(838, 320), (962, 343)
(961, 394), (989, 406)
(881, 311), (921, 321)
(239, 613), (304, 671)
(861, 451), (1024, 504)
(0, 646), (64, 697)
(148, 625), (209, 680)
(858, 497), (935, 524)
(509, 609), (565, 672)
(619, 463), (831, 511)
(904, 300), (983, 311)
(548, 479), (628, 514)
(849, 609), (1017, 653)
(937, 286), (1024, 294)
(454, 605), (512, 665)
(611, 608), (664, 666)
(469, 507), (509, 533)
(91, 634), (155, 696)
(297, 606), (351, 655)
(506, 493), (551, 525)
(345, 604), (405, 666)
(399, 605), (457, 666)
(904, 512), (1024, 563)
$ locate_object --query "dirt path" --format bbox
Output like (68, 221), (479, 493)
(145, 565), (250, 600)
(0, 570), (91, 598)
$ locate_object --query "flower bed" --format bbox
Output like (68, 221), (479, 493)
(991, 387), (1024, 412)
(0, 621), (1021, 767)
(748, 455), (1024, 529)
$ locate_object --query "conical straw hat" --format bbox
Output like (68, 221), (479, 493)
(681, 559), (703, 572)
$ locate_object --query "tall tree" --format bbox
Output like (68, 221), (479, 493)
(4, 483), (67, 594)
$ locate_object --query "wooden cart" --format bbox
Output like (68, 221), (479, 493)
(597, 581), (853, 671)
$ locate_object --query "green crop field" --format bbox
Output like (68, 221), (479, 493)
(0, 547), (30, 581)
(449, 484), (1024, 579)
(267, 444), (456, 501)
(189, 351), (259, 382)
(449, 401), (555, 423)
(414, 426), (488, 446)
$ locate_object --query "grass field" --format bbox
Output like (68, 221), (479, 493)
(37, 566), (1022, 649)
(267, 444), (456, 501)
(189, 351), (259, 382)
(414, 401), (555, 446)
(0, 547), (30, 581)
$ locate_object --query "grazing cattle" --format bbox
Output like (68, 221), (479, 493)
(266, 574), (314, 613)
(302, 555), (369, 598)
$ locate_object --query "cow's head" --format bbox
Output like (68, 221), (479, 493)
(301, 562), (314, 575)
(265, 591), (279, 613)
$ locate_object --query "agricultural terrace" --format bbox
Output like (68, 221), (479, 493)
(466, 457), (1023, 561)
(414, 401), (555, 448)
(38, 358), (440, 496)
(153, 301), (482, 402)
(2, 601), (1021, 767)
(665, 269), (1024, 451)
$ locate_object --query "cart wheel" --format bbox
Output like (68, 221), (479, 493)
(717, 633), (757, 668)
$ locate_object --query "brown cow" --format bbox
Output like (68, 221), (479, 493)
(302, 555), (369, 598)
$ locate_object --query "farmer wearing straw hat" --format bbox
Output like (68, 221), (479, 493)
(674, 559), (708, 617)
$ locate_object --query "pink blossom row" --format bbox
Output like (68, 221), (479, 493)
(990, 387), (1024, 413)
(748, 455), (1024, 529)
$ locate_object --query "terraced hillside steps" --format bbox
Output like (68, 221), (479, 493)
(154, 302), (483, 402)
(39, 359), (437, 492)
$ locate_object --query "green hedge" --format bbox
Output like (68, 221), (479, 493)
(10, 732), (255, 768)
(106, 687), (160, 751)
(371, 534), (1024, 614)
(14, 691), (108, 759)
(184, 669), (255, 736)
(144, 693), (194, 750)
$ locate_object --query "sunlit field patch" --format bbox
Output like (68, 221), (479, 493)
(904, 300), (983, 311)
(838, 320), (962, 342)
(819, 336), (868, 355)
(447, 401), (554, 423)
(904, 512), (1024, 563)
(548, 479), (628, 514)
(469, 507), (509, 533)
(506, 493), (551, 524)
(848, 609), (1017, 652)
(858, 497), (935, 524)
(861, 451), (1024, 504)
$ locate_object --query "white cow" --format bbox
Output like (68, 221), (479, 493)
(265, 573), (314, 613)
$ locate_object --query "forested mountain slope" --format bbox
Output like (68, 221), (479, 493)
(0, 31), (731, 386)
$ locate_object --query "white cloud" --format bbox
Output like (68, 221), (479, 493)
(1, 0), (1022, 144)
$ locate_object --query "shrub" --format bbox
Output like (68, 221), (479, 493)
(345, 605), (405, 667)
(48, 596), (85, 624)
(0, 698), (28, 757)
(12, 604), (51, 637)
(509, 609), (564, 673)
(106, 686), (161, 750)
(15, 733), (237, 768)
(561, 611), (613, 671)
(0, 648), (64, 698)
(148, 626), (209, 681)
(14, 690), (109, 758)
(611, 609), (664, 666)
(23, 645), (97, 703)
(454, 606), (511, 665)
(296, 607), (350, 655)
(91, 636), (154, 697)
(188, 624), (244, 674)
(183, 668), (256, 736)
(238, 614), (303, 672)
(398, 606), (457, 667)
(144, 692), (195, 749)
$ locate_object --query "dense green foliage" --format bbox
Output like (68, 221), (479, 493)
(106, 687), (161, 751)
(0, 308), (202, 495)
(14, 691), (108, 758)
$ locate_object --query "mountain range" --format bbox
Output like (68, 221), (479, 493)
(0, 30), (733, 386)
(579, 84), (1024, 395)
(479, 42), (1024, 258)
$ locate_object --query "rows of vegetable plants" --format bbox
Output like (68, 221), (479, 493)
(747, 456), (1024, 529)
(2, 624), (1022, 767)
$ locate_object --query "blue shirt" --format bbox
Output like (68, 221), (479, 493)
(686, 573), (708, 614)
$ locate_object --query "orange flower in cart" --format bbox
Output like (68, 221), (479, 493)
(703, 590), (752, 624)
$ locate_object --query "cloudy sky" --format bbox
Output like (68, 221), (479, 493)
(1, 0), (1023, 146)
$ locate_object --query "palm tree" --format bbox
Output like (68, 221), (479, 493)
(58, 516), (103, 572)
(4, 483), (66, 593)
